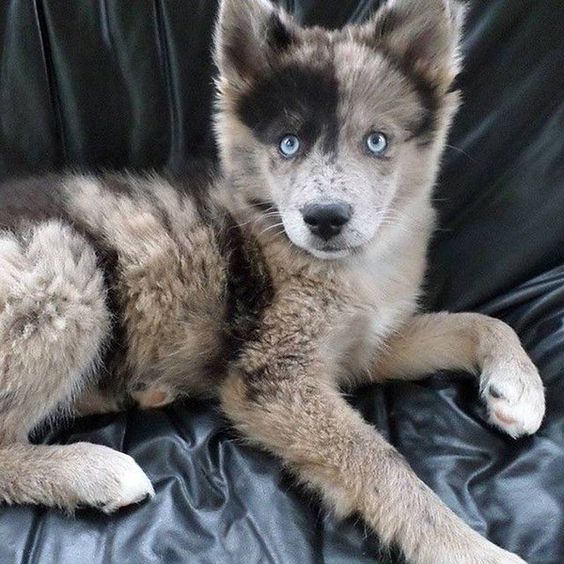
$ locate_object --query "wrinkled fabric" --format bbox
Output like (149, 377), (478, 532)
(0, 1), (563, 563)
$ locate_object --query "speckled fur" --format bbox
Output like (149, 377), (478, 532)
(0, 1), (543, 562)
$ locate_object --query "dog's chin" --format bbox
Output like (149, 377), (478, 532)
(282, 223), (372, 261)
(307, 247), (354, 260)
(291, 237), (363, 260)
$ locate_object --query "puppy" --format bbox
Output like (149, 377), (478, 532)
(0, 1), (544, 562)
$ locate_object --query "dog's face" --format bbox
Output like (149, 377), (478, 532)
(215, 0), (464, 259)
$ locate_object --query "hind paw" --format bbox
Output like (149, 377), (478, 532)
(64, 443), (155, 512)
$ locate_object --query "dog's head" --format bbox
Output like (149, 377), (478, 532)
(214, 0), (465, 259)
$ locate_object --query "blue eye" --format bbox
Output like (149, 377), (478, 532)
(366, 132), (388, 155)
(279, 134), (300, 158)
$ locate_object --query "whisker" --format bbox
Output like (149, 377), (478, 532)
(445, 144), (478, 163)
(259, 222), (285, 237)
(232, 211), (282, 230)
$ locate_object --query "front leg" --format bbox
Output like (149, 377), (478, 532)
(220, 365), (525, 563)
(368, 312), (545, 438)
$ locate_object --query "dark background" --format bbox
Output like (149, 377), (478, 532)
(0, 1), (563, 563)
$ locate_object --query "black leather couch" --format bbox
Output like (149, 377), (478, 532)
(0, 1), (563, 562)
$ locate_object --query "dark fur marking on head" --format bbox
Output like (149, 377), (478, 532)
(380, 47), (440, 143)
(221, 11), (294, 81)
(267, 13), (295, 52)
(237, 61), (340, 156)
(351, 34), (441, 143)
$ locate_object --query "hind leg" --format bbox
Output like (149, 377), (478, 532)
(0, 221), (153, 511)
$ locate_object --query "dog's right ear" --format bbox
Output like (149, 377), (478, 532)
(363, 0), (466, 93)
(214, 0), (297, 89)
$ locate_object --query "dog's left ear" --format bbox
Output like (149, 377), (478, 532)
(364, 0), (466, 93)
(214, 0), (297, 90)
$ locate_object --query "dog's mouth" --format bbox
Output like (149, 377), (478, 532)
(308, 246), (354, 260)
(310, 236), (373, 257)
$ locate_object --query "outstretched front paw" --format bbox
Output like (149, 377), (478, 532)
(481, 356), (545, 438)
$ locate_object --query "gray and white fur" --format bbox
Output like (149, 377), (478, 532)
(0, 1), (544, 562)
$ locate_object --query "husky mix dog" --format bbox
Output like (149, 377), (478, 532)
(0, 0), (545, 562)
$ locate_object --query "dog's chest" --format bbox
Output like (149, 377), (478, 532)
(321, 253), (423, 372)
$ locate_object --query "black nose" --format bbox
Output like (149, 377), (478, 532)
(302, 202), (352, 241)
